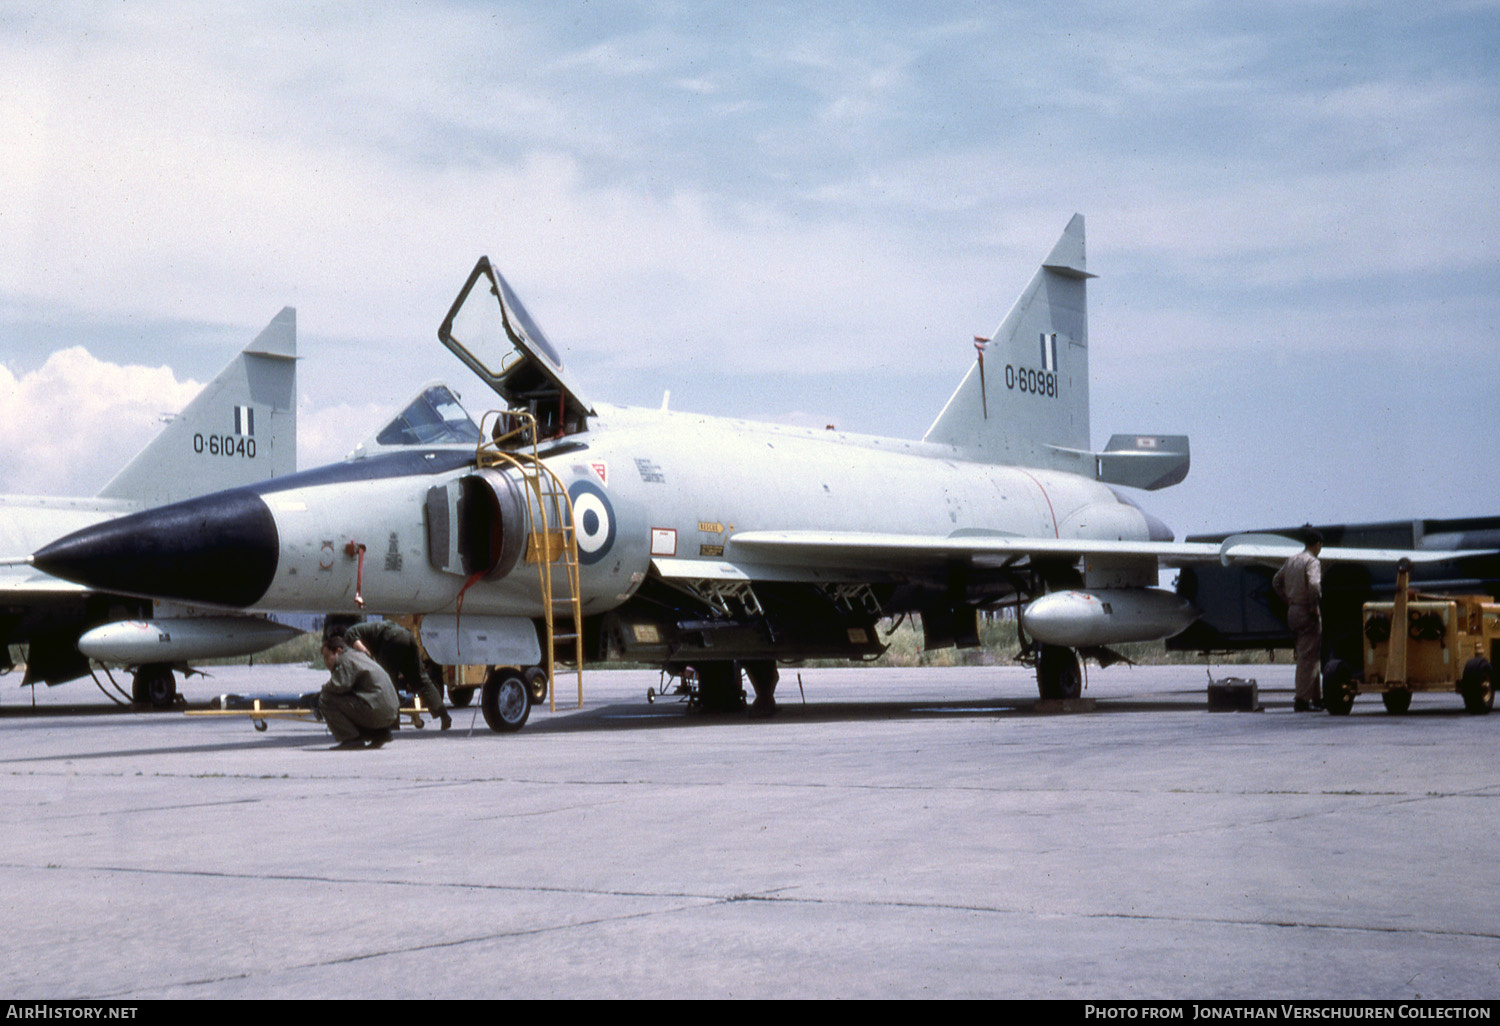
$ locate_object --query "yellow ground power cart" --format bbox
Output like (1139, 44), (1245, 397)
(1324, 560), (1498, 715)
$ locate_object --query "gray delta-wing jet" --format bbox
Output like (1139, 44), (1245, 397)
(29, 217), (1493, 728)
(0, 311), (301, 703)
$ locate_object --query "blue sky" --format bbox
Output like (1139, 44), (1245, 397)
(2, 1), (1497, 539)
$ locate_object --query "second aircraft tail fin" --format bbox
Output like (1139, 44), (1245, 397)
(97, 308), (297, 506)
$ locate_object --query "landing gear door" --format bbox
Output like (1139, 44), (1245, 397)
(437, 257), (595, 433)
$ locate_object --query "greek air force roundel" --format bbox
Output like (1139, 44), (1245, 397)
(568, 479), (616, 565)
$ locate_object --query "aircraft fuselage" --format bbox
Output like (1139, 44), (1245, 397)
(39, 402), (1166, 628)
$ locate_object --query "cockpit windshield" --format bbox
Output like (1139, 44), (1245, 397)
(375, 385), (481, 447)
(347, 383), (482, 460)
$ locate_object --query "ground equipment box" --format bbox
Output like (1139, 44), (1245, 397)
(1324, 562), (1498, 715)
(1207, 676), (1261, 712)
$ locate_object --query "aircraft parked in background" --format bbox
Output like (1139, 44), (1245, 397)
(1171, 516), (1500, 669)
(1, 311), (300, 705)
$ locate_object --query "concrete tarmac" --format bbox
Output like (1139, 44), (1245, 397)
(0, 661), (1496, 1000)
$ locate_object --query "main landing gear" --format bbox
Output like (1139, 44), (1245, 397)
(131, 663), (178, 708)
(1035, 644), (1083, 701)
(648, 660), (780, 715)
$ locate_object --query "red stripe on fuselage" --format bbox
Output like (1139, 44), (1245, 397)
(1018, 469), (1059, 538)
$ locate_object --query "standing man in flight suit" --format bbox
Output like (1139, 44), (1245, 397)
(345, 619), (452, 731)
(1274, 528), (1324, 712)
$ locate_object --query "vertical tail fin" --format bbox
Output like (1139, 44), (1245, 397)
(923, 215), (1095, 472)
(97, 308), (297, 505)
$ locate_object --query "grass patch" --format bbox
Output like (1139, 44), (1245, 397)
(199, 631), (325, 669)
(806, 616), (1276, 669)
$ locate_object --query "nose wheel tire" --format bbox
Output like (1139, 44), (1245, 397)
(523, 666), (549, 704)
(481, 670), (532, 732)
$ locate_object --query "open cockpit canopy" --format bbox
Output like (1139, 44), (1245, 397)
(438, 258), (594, 438)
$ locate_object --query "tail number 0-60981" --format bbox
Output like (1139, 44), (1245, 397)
(194, 433), (257, 458)
(1005, 365), (1057, 398)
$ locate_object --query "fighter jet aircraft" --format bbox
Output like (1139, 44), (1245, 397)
(28, 217), (1490, 729)
(0, 311), (302, 704)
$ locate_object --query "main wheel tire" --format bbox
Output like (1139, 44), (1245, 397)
(481, 670), (532, 732)
(1460, 657), (1493, 715)
(1381, 689), (1412, 715)
(1036, 645), (1082, 701)
(447, 685), (474, 708)
(744, 660), (778, 704)
(135, 665), (177, 709)
(695, 663), (744, 713)
(1323, 659), (1356, 716)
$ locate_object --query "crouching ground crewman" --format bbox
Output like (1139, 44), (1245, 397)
(345, 619), (451, 731)
(320, 634), (400, 750)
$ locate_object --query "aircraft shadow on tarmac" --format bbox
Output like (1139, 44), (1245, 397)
(0, 690), (1183, 760)
(1, 686), (1480, 763)
(484, 689), (1234, 734)
(431, 685), (1497, 736)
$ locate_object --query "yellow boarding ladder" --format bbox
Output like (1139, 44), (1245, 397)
(476, 411), (584, 712)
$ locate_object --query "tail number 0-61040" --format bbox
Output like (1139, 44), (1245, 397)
(194, 433), (257, 458)
(1005, 365), (1057, 398)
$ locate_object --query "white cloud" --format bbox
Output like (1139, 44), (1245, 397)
(296, 397), (401, 470)
(0, 348), (201, 496)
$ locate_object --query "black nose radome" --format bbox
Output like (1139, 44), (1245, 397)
(33, 489), (280, 608)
